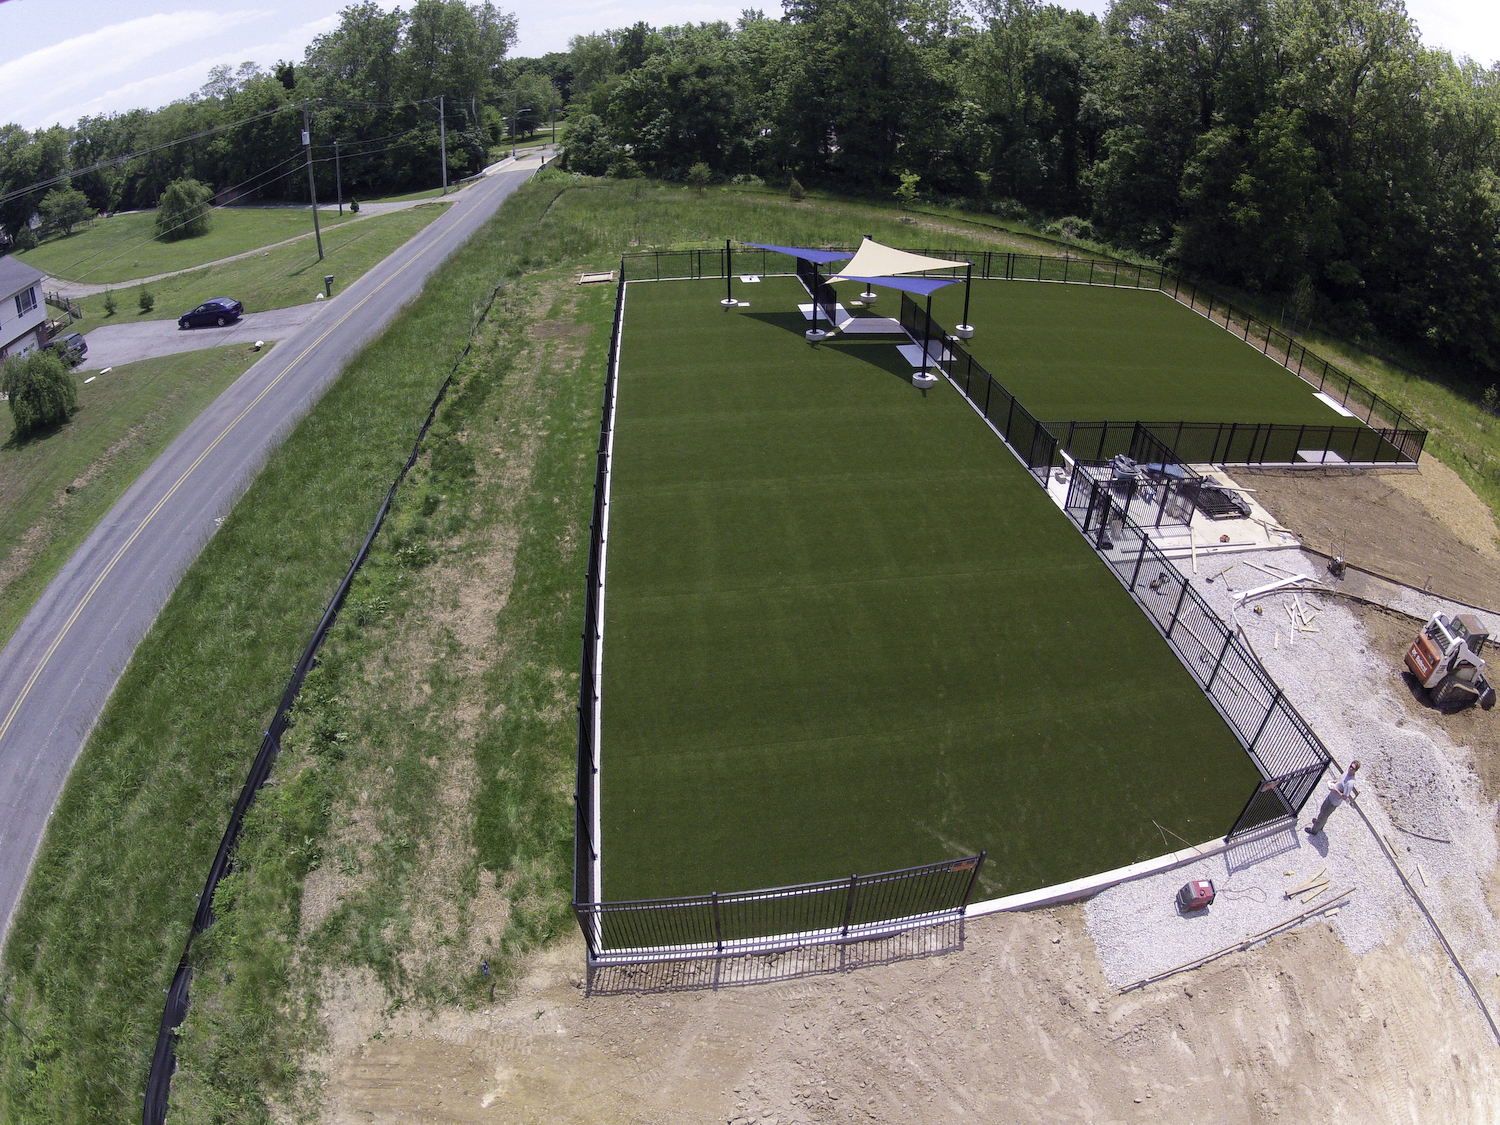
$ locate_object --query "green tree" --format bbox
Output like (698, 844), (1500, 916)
(686, 161), (711, 191)
(894, 169), (920, 210)
(3, 349), (76, 439)
(558, 113), (618, 175)
(38, 186), (95, 235)
(154, 178), (214, 240)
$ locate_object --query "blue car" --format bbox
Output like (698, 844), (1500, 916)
(178, 297), (244, 328)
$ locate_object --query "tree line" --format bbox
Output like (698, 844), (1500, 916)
(2, 0), (1497, 378)
(547, 0), (1500, 379)
(0, 0), (555, 246)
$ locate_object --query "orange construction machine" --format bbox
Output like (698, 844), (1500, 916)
(1405, 612), (1496, 710)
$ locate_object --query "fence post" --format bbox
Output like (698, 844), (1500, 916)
(1249, 689), (1282, 754)
(842, 874), (858, 938)
(961, 852), (987, 908)
(1205, 630), (1236, 690)
(982, 373), (994, 418)
(712, 891), (723, 954)
(1129, 534), (1150, 591)
(1004, 394), (1017, 441)
(1166, 580), (1190, 639)
(1088, 261), (1096, 284)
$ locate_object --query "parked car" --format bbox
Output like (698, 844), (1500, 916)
(178, 297), (244, 328)
(48, 332), (87, 364)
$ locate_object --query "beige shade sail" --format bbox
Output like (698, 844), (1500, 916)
(828, 237), (967, 282)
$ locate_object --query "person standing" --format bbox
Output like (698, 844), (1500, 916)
(1306, 760), (1360, 836)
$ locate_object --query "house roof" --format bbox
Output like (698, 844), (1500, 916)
(0, 254), (45, 298)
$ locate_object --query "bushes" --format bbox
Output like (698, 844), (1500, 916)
(3, 348), (77, 439)
(137, 286), (155, 313)
(557, 114), (616, 177)
(155, 178), (214, 241)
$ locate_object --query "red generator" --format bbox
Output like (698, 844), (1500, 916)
(1176, 879), (1215, 912)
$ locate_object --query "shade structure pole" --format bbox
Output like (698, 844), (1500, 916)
(805, 259), (828, 341)
(721, 238), (736, 307)
(922, 294), (933, 373)
(955, 261), (974, 339)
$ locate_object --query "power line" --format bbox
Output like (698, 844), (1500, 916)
(0, 103), (299, 208)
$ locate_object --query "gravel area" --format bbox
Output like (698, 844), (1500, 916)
(1085, 542), (1500, 1032)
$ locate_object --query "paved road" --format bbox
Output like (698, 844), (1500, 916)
(0, 149), (551, 946)
(78, 306), (325, 370)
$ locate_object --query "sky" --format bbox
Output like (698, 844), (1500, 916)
(0, 0), (1496, 132)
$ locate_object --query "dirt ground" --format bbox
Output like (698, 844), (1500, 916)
(300, 450), (1500, 1124)
(1238, 457), (1500, 611)
(319, 912), (1499, 1125)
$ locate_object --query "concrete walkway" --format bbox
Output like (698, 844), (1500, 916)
(44, 150), (552, 298)
(77, 305), (326, 370)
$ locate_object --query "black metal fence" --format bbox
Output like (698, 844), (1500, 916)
(900, 293), (1057, 473)
(1053, 418), (1421, 467)
(575, 261), (625, 925)
(1062, 469), (1331, 835)
(577, 854), (987, 966)
(617, 244), (1424, 457)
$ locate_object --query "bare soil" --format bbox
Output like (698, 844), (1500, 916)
(319, 913), (1499, 1125)
(1238, 457), (1500, 610)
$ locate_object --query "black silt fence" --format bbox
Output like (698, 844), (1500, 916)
(900, 293), (1057, 473)
(141, 279), (513, 1125)
(577, 854), (986, 966)
(1061, 471), (1331, 837)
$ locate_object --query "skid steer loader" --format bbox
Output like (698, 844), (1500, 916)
(1405, 612), (1497, 710)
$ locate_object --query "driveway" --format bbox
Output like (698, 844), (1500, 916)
(78, 305), (325, 370)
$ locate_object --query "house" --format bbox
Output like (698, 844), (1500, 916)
(0, 255), (48, 362)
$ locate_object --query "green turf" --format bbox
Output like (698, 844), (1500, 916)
(600, 277), (1260, 904)
(925, 280), (1348, 426)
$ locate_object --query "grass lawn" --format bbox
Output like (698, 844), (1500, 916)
(0, 346), (269, 648)
(601, 277), (1260, 904)
(925, 280), (1349, 427)
(18, 206), (363, 284)
(71, 204), (448, 323)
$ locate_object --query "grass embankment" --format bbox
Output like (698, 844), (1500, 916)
(0, 173), (1478, 1122)
(71, 205), (448, 323)
(0, 345), (268, 649)
(18, 206), (364, 284)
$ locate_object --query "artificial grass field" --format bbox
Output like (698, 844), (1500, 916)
(599, 276), (1261, 904)
(928, 279), (1350, 426)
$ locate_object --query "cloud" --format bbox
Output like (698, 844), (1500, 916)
(0, 10), (273, 124)
(8, 11), (341, 129)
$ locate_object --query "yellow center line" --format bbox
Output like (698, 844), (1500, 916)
(0, 184), (488, 748)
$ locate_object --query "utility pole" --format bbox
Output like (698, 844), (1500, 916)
(550, 87), (556, 145)
(439, 94), (447, 194)
(511, 88), (518, 159)
(302, 102), (323, 261)
(334, 138), (343, 217)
